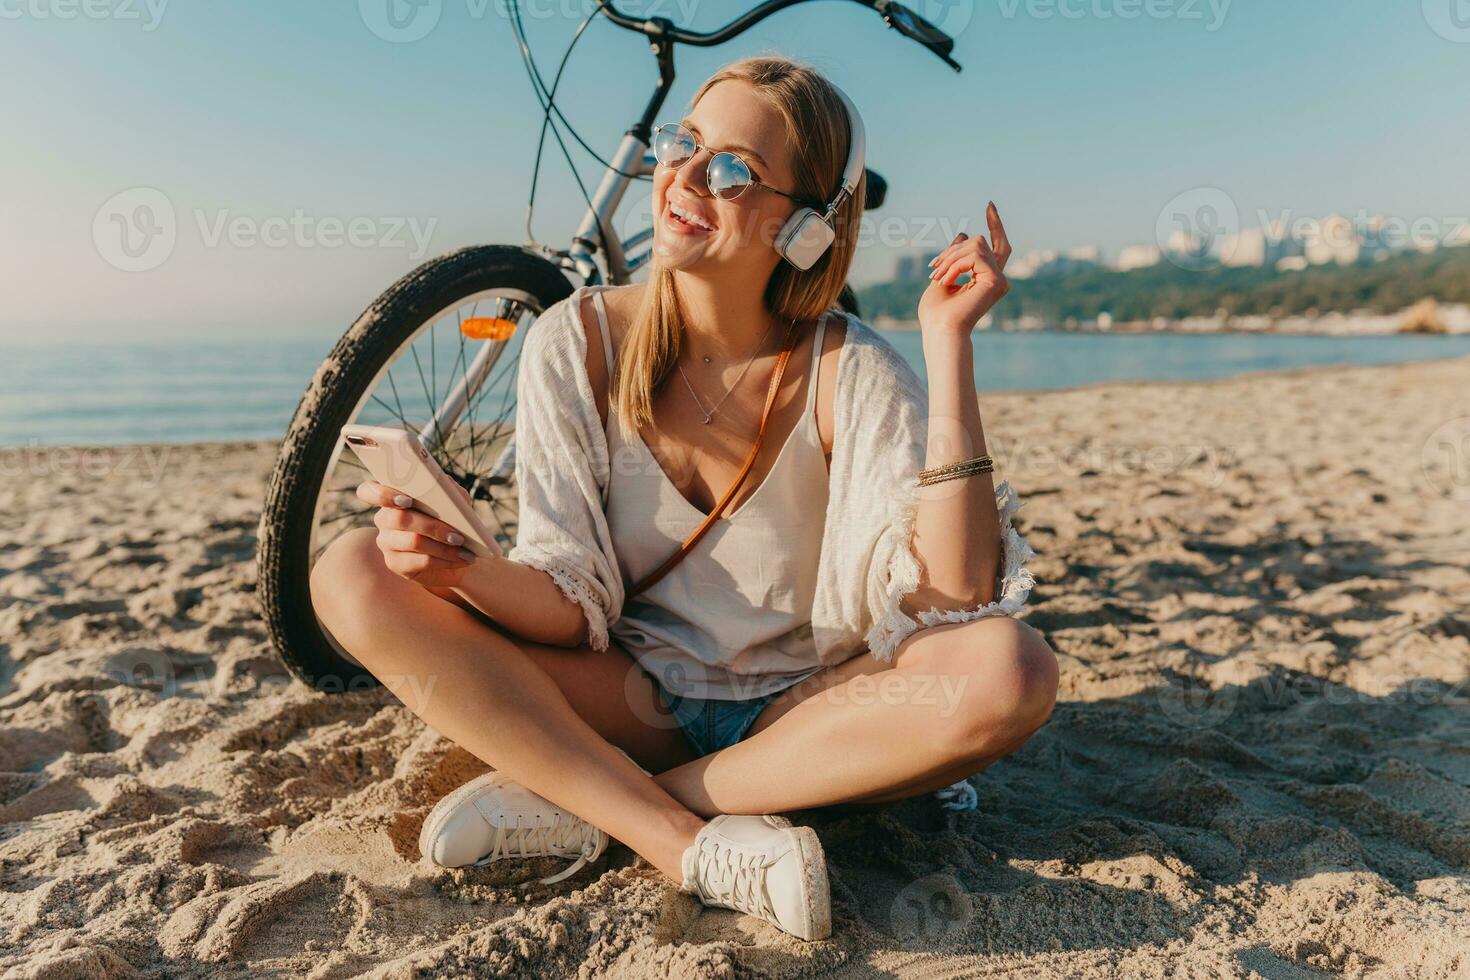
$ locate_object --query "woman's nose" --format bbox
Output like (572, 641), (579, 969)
(670, 150), (711, 198)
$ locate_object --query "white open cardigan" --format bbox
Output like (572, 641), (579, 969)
(506, 284), (1037, 810)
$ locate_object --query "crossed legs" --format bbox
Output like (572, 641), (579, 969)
(309, 527), (1057, 880)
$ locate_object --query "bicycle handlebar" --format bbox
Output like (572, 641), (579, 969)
(598, 0), (961, 72)
(874, 0), (961, 71)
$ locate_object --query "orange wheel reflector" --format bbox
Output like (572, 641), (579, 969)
(460, 316), (517, 341)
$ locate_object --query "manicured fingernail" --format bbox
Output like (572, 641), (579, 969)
(393, 493), (411, 507)
(930, 269), (940, 280)
(457, 547), (475, 561)
(446, 531), (464, 546)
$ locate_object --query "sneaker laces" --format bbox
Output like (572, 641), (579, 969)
(693, 840), (776, 922)
(472, 813), (605, 885)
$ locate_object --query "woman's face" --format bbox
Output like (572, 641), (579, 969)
(652, 79), (804, 280)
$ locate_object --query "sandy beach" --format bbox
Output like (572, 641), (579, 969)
(3, 355), (1468, 978)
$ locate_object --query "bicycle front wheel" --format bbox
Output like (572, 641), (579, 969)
(257, 245), (575, 692)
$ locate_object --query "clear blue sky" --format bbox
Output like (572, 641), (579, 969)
(3, 0), (1466, 340)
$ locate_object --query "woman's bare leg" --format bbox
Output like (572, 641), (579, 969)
(309, 528), (703, 880)
(652, 617), (1058, 818)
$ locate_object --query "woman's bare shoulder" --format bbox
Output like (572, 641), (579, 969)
(815, 310), (850, 464)
(601, 282), (646, 339)
(575, 283), (646, 428)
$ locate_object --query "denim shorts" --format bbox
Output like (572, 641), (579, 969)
(654, 685), (787, 759)
(658, 669), (840, 764)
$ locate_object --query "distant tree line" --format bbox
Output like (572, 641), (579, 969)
(856, 247), (1470, 324)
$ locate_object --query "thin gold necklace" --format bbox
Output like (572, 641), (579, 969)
(676, 316), (793, 424)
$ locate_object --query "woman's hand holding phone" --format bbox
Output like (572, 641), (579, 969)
(355, 478), (492, 590)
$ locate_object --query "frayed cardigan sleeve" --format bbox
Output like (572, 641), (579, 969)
(504, 294), (624, 652)
(823, 315), (1036, 666)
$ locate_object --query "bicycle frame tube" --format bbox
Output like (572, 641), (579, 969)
(566, 132), (659, 287)
(424, 139), (655, 457)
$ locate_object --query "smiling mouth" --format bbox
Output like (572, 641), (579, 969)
(664, 201), (716, 233)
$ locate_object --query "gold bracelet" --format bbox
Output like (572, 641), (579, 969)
(920, 462), (993, 487)
(920, 454), (993, 479)
(921, 454), (993, 477)
(918, 454), (993, 486)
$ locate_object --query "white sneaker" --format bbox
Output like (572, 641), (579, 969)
(418, 749), (648, 885)
(679, 814), (832, 941)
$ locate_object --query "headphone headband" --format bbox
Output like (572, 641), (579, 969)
(770, 79), (867, 271)
(821, 83), (867, 223)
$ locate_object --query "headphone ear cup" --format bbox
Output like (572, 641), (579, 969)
(775, 209), (836, 272)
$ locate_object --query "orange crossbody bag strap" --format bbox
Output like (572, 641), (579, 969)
(626, 321), (801, 599)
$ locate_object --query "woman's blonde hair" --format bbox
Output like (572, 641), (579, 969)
(610, 55), (865, 440)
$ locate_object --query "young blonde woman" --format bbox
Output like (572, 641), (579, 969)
(310, 56), (1054, 942)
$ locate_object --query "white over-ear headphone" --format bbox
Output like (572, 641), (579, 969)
(772, 82), (866, 272)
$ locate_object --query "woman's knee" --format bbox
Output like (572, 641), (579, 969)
(309, 526), (401, 633)
(936, 617), (1058, 758)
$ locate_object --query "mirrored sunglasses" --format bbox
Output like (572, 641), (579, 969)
(651, 122), (814, 207)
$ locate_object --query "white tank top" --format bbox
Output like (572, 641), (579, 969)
(591, 286), (831, 701)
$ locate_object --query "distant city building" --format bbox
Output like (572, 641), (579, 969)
(1360, 214), (1391, 261)
(881, 208), (1459, 287)
(1303, 214), (1360, 266)
(1163, 228), (1215, 266)
(892, 251), (942, 281)
(1221, 227), (1267, 267)
(1115, 244), (1163, 271)
(1009, 247), (1102, 280)
(1221, 224), (1301, 268)
(1008, 250), (1053, 279)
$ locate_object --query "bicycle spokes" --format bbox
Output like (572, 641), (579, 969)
(307, 291), (540, 564)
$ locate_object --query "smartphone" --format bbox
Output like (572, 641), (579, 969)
(340, 424), (500, 559)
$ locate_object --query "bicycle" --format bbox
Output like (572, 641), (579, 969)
(256, 0), (963, 692)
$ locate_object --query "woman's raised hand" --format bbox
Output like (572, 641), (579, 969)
(918, 201), (1013, 339)
(355, 479), (481, 590)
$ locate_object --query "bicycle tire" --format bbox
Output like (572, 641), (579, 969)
(257, 244), (575, 693)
